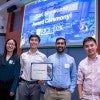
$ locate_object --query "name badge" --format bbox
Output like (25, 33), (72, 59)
(9, 60), (14, 64)
(64, 64), (70, 68)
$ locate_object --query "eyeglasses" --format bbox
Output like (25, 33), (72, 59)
(7, 43), (15, 46)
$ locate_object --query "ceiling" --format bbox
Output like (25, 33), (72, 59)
(0, 0), (35, 10)
(0, 0), (35, 15)
(0, 0), (35, 33)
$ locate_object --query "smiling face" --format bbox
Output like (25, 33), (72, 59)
(84, 40), (97, 58)
(6, 39), (16, 54)
(29, 37), (40, 49)
(56, 38), (66, 54)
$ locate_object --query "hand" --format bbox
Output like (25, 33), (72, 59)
(67, 89), (71, 93)
(9, 92), (15, 96)
(38, 80), (44, 85)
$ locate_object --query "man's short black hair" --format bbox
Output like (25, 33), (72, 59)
(29, 34), (41, 42)
(83, 37), (96, 46)
(56, 37), (66, 45)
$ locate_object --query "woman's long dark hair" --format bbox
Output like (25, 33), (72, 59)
(2, 39), (18, 61)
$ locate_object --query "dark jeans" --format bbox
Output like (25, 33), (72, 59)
(0, 79), (15, 100)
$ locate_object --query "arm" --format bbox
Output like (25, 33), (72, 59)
(10, 57), (21, 94)
(77, 63), (84, 100)
(78, 84), (84, 100)
(70, 58), (77, 93)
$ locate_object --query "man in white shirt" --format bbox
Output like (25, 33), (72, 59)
(18, 34), (47, 100)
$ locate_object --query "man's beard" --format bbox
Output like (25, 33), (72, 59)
(56, 47), (65, 54)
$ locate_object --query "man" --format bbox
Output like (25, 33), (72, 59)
(44, 37), (77, 100)
(77, 37), (100, 100)
(18, 34), (47, 100)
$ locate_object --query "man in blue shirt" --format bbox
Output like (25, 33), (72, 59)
(44, 37), (77, 100)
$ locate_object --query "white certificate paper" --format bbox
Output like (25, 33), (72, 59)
(31, 63), (53, 80)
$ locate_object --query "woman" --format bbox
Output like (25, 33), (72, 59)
(0, 39), (20, 100)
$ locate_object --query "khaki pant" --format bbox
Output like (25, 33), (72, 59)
(44, 87), (71, 100)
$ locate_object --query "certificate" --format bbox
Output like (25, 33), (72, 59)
(31, 63), (53, 80)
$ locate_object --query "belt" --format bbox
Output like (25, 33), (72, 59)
(20, 78), (38, 84)
(48, 85), (67, 91)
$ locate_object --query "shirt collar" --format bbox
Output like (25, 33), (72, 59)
(27, 49), (39, 55)
(88, 53), (99, 61)
(56, 52), (65, 56)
